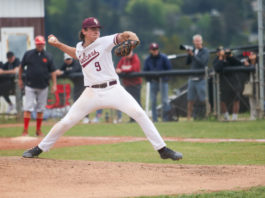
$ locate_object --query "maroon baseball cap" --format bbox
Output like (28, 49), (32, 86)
(149, 42), (159, 50)
(82, 17), (102, 29)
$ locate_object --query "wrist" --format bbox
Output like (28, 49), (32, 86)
(56, 42), (63, 49)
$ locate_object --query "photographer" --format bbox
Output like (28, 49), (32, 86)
(213, 47), (243, 121)
(185, 34), (209, 120)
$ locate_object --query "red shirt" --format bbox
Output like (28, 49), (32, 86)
(116, 53), (142, 86)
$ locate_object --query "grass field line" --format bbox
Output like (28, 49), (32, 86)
(7, 136), (265, 143)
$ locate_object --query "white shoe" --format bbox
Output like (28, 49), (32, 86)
(82, 117), (90, 124)
(113, 119), (122, 124)
(223, 112), (230, 121)
(250, 116), (256, 120)
(6, 104), (14, 114)
(231, 114), (238, 121)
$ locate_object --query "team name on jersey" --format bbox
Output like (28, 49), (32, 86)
(79, 49), (100, 68)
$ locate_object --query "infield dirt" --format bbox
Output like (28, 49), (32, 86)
(1, 156), (265, 198)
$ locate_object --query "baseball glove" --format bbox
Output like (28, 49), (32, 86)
(114, 40), (139, 57)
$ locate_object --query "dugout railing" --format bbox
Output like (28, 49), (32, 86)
(117, 66), (258, 121)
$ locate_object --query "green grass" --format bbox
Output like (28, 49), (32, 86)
(1, 120), (265, 197)
(137, 186), (265, 198)
(1, 141), (265, 165)
(1, 120), (265, 139)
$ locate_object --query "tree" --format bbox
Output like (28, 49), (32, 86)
(208, 15), (225, 47)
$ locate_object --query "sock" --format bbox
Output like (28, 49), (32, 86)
(24, 117), (30, 131)
(36, 118), (43, 131)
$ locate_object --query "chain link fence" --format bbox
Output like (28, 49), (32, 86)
(0, 60), (263, 122)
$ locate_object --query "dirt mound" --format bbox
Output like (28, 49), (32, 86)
(1, 157), (265, 198)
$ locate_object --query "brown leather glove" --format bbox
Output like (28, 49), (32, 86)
(114, 40), (139, 57)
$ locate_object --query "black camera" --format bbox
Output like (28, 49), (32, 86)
(179, 44), (193, 51)
(225, 49), (232, 56)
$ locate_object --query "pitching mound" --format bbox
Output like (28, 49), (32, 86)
(1, 157), (265, 198)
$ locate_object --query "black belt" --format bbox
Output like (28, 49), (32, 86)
(87, 80), (117, 88)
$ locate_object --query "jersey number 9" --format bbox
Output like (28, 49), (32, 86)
(95, 62), (101, 71)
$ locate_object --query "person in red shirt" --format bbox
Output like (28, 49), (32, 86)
(116, 50), (142, 122)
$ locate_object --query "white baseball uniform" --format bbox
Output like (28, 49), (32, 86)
(38, 34), (166, 152)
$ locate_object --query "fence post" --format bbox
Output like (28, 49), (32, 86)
(255, 64), (260, 117)
(145, 81), (150, 116)
(257, 0), (264, 118)
(216, 73), (221, 120)
(15, 74), (23, 121)
(249, 71), (257, 119)
(204, 66), (210, 118)
(159, 77), (164, 120)
(212, 71), (217, 117)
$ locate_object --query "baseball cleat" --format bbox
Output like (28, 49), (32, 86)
(21, 130), (29, 136)
(158, 147), (183, 160)
(36, 130), (44, 137)
(22, 146), (43, 158)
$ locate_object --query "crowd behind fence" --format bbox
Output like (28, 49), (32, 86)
(0, 64), (261, 122)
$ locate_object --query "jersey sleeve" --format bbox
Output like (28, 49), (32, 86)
(75, 42), (82, 60)
(101, 34), (119, 52)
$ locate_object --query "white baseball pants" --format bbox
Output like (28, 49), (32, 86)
(38, 84), (166, 152)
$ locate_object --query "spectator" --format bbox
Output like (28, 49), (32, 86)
(55, 53), (90, 123)
(18, 35), (57, 136)
(243, 51), (258, 120)
(92, 109), (103, 123)
(144, 42), (172, 122)
(0, 52), (20, 113)
(213, 47), (242, 121)
(55, 53), (83, 102)
(186, 34), (209, 120)
(116, 50), (142, 123)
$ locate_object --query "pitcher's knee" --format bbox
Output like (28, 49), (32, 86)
(58, 117), (75, 129)
(130, 109), (146, 121)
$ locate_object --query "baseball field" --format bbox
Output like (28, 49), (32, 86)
(0, 120), (265, 198)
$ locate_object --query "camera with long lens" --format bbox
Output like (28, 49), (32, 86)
(216, 46), (231, 56)
(179, 44), (193, 51)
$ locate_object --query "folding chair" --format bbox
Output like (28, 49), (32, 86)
(46, 84), (71, 118)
